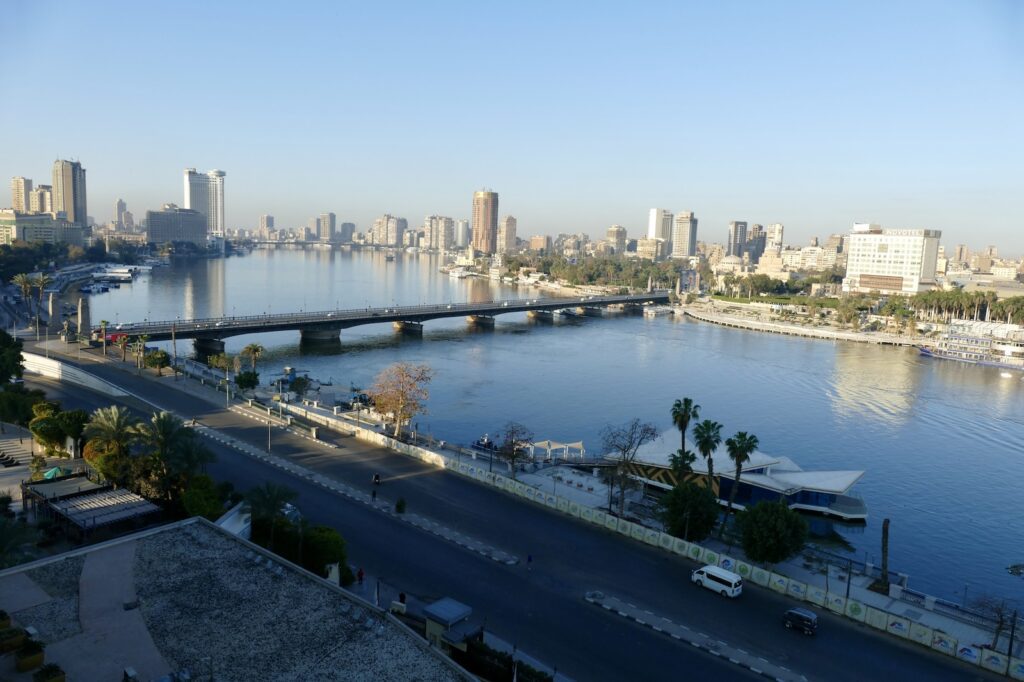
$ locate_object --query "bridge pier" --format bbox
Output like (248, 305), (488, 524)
(194, 337), (225, 355)
(576, 306), (604, 317)
(300, 328), (341, 344)
(527, 310), (553, 322)
(393, 321), (423, 335)
(466, 315), (495, 328)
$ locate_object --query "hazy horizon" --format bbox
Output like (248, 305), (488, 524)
(2, 1), (1021, 252)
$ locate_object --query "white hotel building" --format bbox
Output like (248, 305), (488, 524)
(841, 223), (941, 295)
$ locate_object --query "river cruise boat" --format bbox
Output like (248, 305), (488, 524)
(919, 322), (1024, 371)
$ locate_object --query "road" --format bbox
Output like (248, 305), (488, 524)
(22, 346), (1003, 682)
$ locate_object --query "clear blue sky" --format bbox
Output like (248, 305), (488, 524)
(3, 1), (1022, 252)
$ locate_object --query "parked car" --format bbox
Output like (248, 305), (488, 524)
(783, 607), (818, 635)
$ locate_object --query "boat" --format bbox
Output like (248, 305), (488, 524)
(632, 442), (868, 521)
(385, 253), (396, 262)
(448, 267), (470, 279)
(919, 322), (1024, 371)
(471, 434), (500, 453)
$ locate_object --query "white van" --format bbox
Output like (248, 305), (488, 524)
(691, 565), (743, 598)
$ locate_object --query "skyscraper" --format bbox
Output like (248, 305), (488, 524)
(471, 190), (499, 254)
(52, 160), (87, 227)
(765, 223), (784, 253)
(606, 225), (627, 255)
(727, 221), (747, 258)
(318, 212), (336, 242)
(497, 215), (517, 254)
(746, 224), (766, 264)
(259, 215), (274, 238)
(114, 198), (127, 230)
(10, 177), (32, 213)
(670, 212), (698, 259)
(29, 185), (52, 214)
(423, 215), (455, 251)
(455, 219), (471, 248)
(183, 168), (226, 237)
(647, 209), (673, 243)
(338, 222), (355, 243)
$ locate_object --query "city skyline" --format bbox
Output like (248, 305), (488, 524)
(1, 2), (1022, 251)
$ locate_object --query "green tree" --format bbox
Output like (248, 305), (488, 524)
(181, 474), (225, 520)
(82, 406), (142, 487)
(114, 335), (130, 363)
(245, 482), (297, 551)
(692, 419), (723, 493)
(241, 343), (264, 372)
(721, 431), (759, 536)
(11, 274), (34, 314)
(0, 331), (24, 388)
(289, 375), (310, 397)
(144, 349), (171, 376)
(738, 500), (808, 565)
(670, 398), (700, 475)
(658, 481), (720, 542)
(301, 524), (348, 578)
(235, 371), (259, 390)
(136, 411), (213, 502)
(0, 384), (45, 425)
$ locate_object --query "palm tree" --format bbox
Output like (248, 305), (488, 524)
(722, 431), (759, 536)
(670, 398), (700, 454)
(137, 411), (213, 501)
(12, 273), (33, 316)
(245, 482), (297, 550)
(34, 273), (52, 326)
(115, 335), (130, 362)
(241, 343), (264, 372)
(134, 334), (150, 371)
(83, 406), (142, 487)
(99, 320), (109, 355)
(692, 419), (723, 494)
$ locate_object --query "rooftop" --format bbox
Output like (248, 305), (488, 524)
(0, 519), (465, 681)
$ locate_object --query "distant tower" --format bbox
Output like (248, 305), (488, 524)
(29, 185), (53, 213)
(183, 168), (226, 237)
(671, 212), (698, 259)
(114, 198), (127, 230)
(648, 208), (673, 243)
(606, 225), (627, 255)
(727, 221), (747, 258)
(497, 215), (517, 254)
(318, 212), (336, 242)
(10, 177), (32, 212)
(52, 160), (88, 226)
(259, 214), (274, 238)
(471, 190), (499, 254)
(765, 223), (784, 253)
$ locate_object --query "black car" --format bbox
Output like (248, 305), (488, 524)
(783, 607), (818, 635)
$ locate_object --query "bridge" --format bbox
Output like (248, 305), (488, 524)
(111, 292), (671, 352)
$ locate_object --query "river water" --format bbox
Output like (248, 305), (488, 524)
(80, 246), (1024, 603)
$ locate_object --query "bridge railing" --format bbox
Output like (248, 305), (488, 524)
(112, 292), (670, 333)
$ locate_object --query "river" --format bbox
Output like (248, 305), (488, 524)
(78, 246), (1024, 603)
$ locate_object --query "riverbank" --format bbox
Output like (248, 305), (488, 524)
(683, 303), (919, 346)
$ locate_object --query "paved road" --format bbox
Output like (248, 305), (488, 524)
(25, 348), (1003, 682)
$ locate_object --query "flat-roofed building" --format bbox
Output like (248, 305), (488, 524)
(0, 209), (82, 246)
(842, 223), (941, 295)
(146, 204), (208, 246)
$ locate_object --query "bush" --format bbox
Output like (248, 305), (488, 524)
(235, 371), (259, 390)
(33, 663), (65, 682)
(181, 475), (225, 520)
(658, 481), (720, 542)
(737, 501), (808, 565)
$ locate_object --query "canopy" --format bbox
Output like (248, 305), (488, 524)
(43, 467), (65, 480)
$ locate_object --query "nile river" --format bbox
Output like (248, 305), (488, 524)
(80, 246), (1024, 603)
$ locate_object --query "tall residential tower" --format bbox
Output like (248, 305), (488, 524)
(670, 211), (698, 259)
(471, 190), (499, 254)
(183, 168), (226, 238)
(52, 160), (87, 227)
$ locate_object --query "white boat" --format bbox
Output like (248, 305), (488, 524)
(448, 267), (469, 279)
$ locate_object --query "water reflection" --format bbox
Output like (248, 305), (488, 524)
(828, 344), (917, 425)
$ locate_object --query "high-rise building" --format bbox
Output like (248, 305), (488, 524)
(765, 223), (784, 253)
(28, 185), (52, 214)
(647, 208), (673, 246)
(146, 204), (208, 246)
(670, 212), (698, 259)
(471, 190), (499, 254)
(183, 168), (226, 237)
(259, 215), (274, 238)
(636, 238), (666, 261)
(372, 214), (406, 246)
(52, 160), (87, 227)
(954, 244), (970, 264)
(529, 235), (551, 253)
(318, 212), (336, 242)
(842, 223), (941, 295)
(455, 219), (471, 248)
(746, 224), (766, 264)
(497, 215), (517, 254)
(825, 234), (845, 253)
(338, 222), (355, 243)
(727, 221), (747, 258)
(114, 198), (127, 230)
(10, 177), (32, 213)
(123, 210), (134, 231)
(423, 215), (455, 251)
(606, 225), (627, 255)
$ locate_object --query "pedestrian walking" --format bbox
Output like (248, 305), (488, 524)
(357, 567), (365, 585)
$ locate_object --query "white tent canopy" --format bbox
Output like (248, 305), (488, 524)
(527, 440), (587, 460)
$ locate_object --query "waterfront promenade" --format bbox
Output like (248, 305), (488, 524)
(684, 304), (918, 346)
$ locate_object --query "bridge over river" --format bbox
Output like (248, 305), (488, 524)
(111, 292), (671, 352)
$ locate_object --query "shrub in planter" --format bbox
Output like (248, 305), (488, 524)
(0, 627), (25, 653)
(33, 663), (65, 682)
(16, 638), (45, 672)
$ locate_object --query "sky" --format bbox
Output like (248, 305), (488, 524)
(2, 1), (1022, 252)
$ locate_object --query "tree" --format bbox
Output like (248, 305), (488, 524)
(0, 330), (24, 388)
(722, 431), (759, 535)
(0, 517), (38, 569)
(692, 419), (723, 493)
(82, 406), (142, 487)
(114, 335), (130, 363)
(601, 418), (659, 516)
(241, 343), (264, 372)
(12, 274), (34, 315)
(136, 411), (214, 502)
(99, 319), (109, 355)
(181, 474), (225, 520)
(302, 525), (348, 578)
(288, 375), (309, 397)
(658, 481), (720, 542)
(670, 398), (700, 455)
(0, 384), (45, 426)
(737, 500), (808, 566)
(970, 596), (1016, 651)
(235, 371), (259, 390)
(369, 362), (434, 438)
(28, 402), (63, 455)
(498, 421), (534, 480)
(145, 349), (170, 376)
(245, 482), (297, 551)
